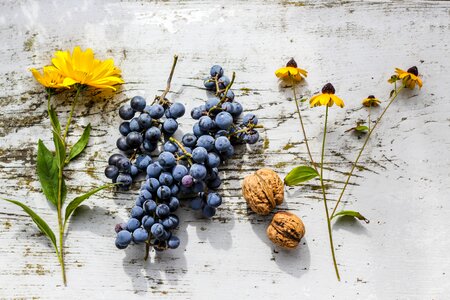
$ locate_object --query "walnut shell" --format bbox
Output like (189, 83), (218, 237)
(242, 172), (275, 215)
(255, 168), (284, 205)
(266, 211), (305, 249)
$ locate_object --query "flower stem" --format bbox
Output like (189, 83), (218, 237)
(330, 85), (404, 219)
(320, 105), (341, 281)
(62, 87), (82, 142)
(291, 80), (317, 171)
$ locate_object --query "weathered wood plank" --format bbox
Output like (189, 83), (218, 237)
(0, 0), (449, 298)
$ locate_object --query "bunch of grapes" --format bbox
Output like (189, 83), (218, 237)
(107, 58), (261, 254)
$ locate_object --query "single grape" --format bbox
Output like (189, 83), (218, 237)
(191, 107), (203, 120)
(117, 174), (132, 187)
(147, 178), (160, 192)
(214, 136), (231, 152)
(119, 122), (131, 136)
(126, 132), (143, 149)
(159, 172), (174, 186)
(130, 165), (139, 176)
(138, 113), (152, 129)
(131, 206), (144, 219)
(130, 96), (146, 112)
(140, 189), (152, 200)
(116, 136), (130, 151)
(144, 127), (161, 142)
(149, 104), (165, 119)
(143, 200), (157, 213)
(181, 175), (194, 187)
(119, 104), (135, 120)
(168, 197), (179, 212)
(215, 111), (233, 129)
(231, 102), (243, 116)
(207, 193), (222, 208)
(218, 75), (230, 89)
(205, 98), (220, 110)
(243, 113), (258, 126)
(143, 216), (155, 230)
(182, 133), (197, 147)
(172, 165), (189, 182)
(244, 130), (259, 144)
(221, 102), (234, 114)
(206, 152), (221, 168)
(162, 118), (178, 134)
(129, 118), (141, 132)
(202, 205), (216, 218)
(151, 223), (166, 238)
(163, 141), (178, 153)
(193, 122), (208, 137)
(143, 140), (157, 153)
(207, 177), (222, 189)
(147, 162), (163, 178)
(135, 155), (151, 170)
(191, 147), (208, 163)
(196, 135), (215, 151)
(210, 65), (224, 77)
(190, 163), (207, 180)
(157, 185), (171, 200)
(105, 165), (119, 179)
(203, 77), (215, 90)
(199, 116), (214, 131)
(166, 102), (185, 119)
(166, 235), (179, 249)
(132, 228), (149, 243)
(158, 151), (176, 169)
(117, 157), (131, 172)
(126, 218), (141, 232)
(108, 154), (125, 166)
(116, 230), (132, 247)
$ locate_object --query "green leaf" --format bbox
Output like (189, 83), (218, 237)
(284, 166), (319, 186)
(332, 210), (369, 223)
(355, 125), (369, 132)
(37, 140), (59, 207)
(64, 184), (114, 225)
(67, 124), (91, 163)
(49, 105), (61, 135)
(37, 140), (67, 206)
(0, 198), (58, 251)
(53, 131), (66, 168)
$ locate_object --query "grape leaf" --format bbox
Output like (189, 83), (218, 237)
(332, 210), (369, 223)
(67, 124), (91, 163)
(0, 198), (58, 251)
(284, 166), (319, 186)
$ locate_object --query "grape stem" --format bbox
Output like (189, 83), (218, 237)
(208, 72), (236, 115)
(169, 137), (193, 165)
(159, 55), (179, 101)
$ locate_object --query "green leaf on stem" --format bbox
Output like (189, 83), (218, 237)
(0, 197), (58, 251)
(284, 166), (319, 186)
(53, 131), (66, 168)
(332, 210), (369, 223)
(64, 184), (114, 225)
(355, 125), (369, 132)
(49, 105), (61, 135)
(67, 124), (91, 163)
(36, 140), (66, 206)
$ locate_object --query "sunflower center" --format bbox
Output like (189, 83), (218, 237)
(322, 83), (335, 94)
(407, 66), (418, 76)
(286, 58), (297, 68)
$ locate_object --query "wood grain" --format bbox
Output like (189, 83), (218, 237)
(0, 0), (449, 298)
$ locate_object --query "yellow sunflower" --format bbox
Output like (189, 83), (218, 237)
(362, 95), (381, 107)
(310, 83), (345, 108)
(275, 58), (308, 82)
(30, 66), (67, 89)
(389, 66), (422, 90)
(52, 46), (124, 90)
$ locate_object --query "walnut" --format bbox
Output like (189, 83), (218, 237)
(266, 211), (305, 249)
(242, 168), (284, 215)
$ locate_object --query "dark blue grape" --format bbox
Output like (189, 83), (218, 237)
(119, 122), (131, 136)
(138, 113), (152, 129)
(147, 162), (163, 178)
(143, 200), (157, 213)
(143, 216), (155, 230)
(218, 76), (230, 89)
(105, 165), (119, 179)
(129, 118), (141, 132)
(204, 77), (215, 90)
(168, 197), (179, 212)
(206, 152), (221, 168)
(148, 104), (165, 119)
(196, 135), (215, 151)
(145, 127), (161, 142)
(205, 98), (220, 110)
(243, 113), (258, 126)
(202, 205), (216, 218)
(166, 102), (185, 119)
(207, 193), (222, 208)
(190, 196), (203, 210)
(132, 228), (149, 243)
(167, 235), (180, 249)
(214, 136), (231, 152)
(126, 218), (140, 232)
(157, 185), (171, 200)
(147, 178), (160, 192)
(182, 133), (197, 147)
(199, 116), (214, 131)
(116, 136), (130, 151)
(131, 206), (144, 219)
(119, 104), (135, 120)
(190, 163), (207, 180)
(162, 118), (178, 134)
(215, 111), (233, 129)
(116, 230), (132, 247)
(210, 65), (224, 77)
(191, 107), (203, 119)
(172, 165), (188, 181)
(130, 96), (146, 112)
(159, 172), (174, 186)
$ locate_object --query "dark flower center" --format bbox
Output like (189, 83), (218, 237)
(407, 66), (418, 76)
(322, 83), (335, 94)
(368, 95), (375, 99)
(286, 58), (297, 68)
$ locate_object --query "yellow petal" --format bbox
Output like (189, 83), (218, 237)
(331, 95), (345, 108)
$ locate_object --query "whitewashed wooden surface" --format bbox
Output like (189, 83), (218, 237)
(0, 0), (449, 299)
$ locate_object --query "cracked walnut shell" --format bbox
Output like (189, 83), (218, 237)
(266, 211), (305, 249)
(242, 168), (284, 215)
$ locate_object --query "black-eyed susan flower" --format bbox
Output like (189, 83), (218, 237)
(362, 95), (381, 107)
(389, 66), (422, 90)
(309, 83), (344, 108)
(52, 46), (124, 90)
(30, 66), (67, 89)
(275, 58), (308, 82)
